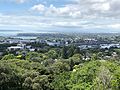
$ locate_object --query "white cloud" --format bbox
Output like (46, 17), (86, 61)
(31, 4), (45, 12)
(1, 14), (120, 31)
(30, 0), (120, 19)
(31, 4), (81, 18)
(108, 24), (120, 29)
(92, 3), (110, 11)
(1, 0), (120, 31)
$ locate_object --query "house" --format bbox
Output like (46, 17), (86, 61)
(8, 46), (24, 51)
(100, 44), (111, 49)
(36, 39), (46, 44)
(20, 40), (31, 43)
(8, 39), (20, 44)
(29, 48), (35, 52)
(26, 45), (32, 49)
(78, 45), (97, 50)
(8, 43), (26, 51)
(100, 44), (120, 49)
(78, 45), (88, 49)
(46, 41), (60, 46)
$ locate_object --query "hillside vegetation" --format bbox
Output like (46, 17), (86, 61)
(0, 58), (120, 90)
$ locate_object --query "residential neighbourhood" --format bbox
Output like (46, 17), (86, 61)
(1, 33), (120, 61)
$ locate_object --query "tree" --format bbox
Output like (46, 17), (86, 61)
(0, 63), (21, 90)
(1, 54), (15, 60)
(22, 77), (33, 90)
(49, 61), (70, 74)
(74, 47), (80, 54)
(61, 46), (68, 59)
(67, 45), (74, 58)
(26, 52), (39, 60)
(91, 53), (98, 61)
(32, 75), (51, 90)
(26, 52), (45, 62)
(47, 50), (58, 59)
(52, 72), (70, 90)
(94, 66), (112, 90)
(32, 83), (41, 90)
(70, 54), (82, 65)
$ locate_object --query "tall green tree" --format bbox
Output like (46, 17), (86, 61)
(67, 45), (74, 58)
(61, 46), (68, 59)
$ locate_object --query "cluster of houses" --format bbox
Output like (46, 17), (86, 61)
(78, 44), (120, 50)
(1, 36), (120, 61)
(7, 43), (36, 52)
(100, 44), (120, 49)
(0, 38), (36, 44)
(1, 37), (120, 52)
(3, 38), (69, 51)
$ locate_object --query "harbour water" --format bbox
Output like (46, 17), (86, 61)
(0, 30), (57, 39)
(0, 30), (22, 37)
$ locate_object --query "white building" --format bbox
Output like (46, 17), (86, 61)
(46, 42), (60, 46)
(100, 44), (120, 49)
(8, 46), (24, 51)
(8, 43), (26, 51)
(29, 48), (35, 52)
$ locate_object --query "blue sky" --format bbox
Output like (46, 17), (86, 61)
(0, 0), (120, 33)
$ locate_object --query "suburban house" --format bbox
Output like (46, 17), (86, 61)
(8, 43), (26, 51)
(8, 46), (24, 51)
(100, 44), (120, 49)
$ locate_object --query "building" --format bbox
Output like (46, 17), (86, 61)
(8, 46), (24, 51)
(78, 45), (98, 50)
(8, 43), (26, 51)
(29, 48), (35, 52)
(46, 41), (61, 46)
(100, 44), (120, 49)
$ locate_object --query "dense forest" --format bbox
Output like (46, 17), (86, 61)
(1, 45), (120, 90)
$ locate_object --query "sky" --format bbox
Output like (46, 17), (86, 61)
(0, 0), (120, 33)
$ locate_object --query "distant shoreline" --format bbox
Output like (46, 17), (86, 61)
(1, 30), (120, 38)
(0, 30), (22, 32)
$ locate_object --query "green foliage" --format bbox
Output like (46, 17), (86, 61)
(48, 61), (70, 74)
(70, 54), (82, 65)
(46, 50), (58, 59)
(1, 54), (15, 60)
(26, 52), (39, 60)
(61, 46), (68, 59)
(52, 72), (70, 90)
(1, 47), (120, 90)
(26, 52), (47, 63)
(67, 45), (74, 57)
(52, 60), (120, 90)
(61, 45), (80, 59)
(0, 61), (22, 90)
(91, 53), (98, 60)
(0, 59), (50, 90)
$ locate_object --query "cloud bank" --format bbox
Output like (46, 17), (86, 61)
(0, 0), (120, 32)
